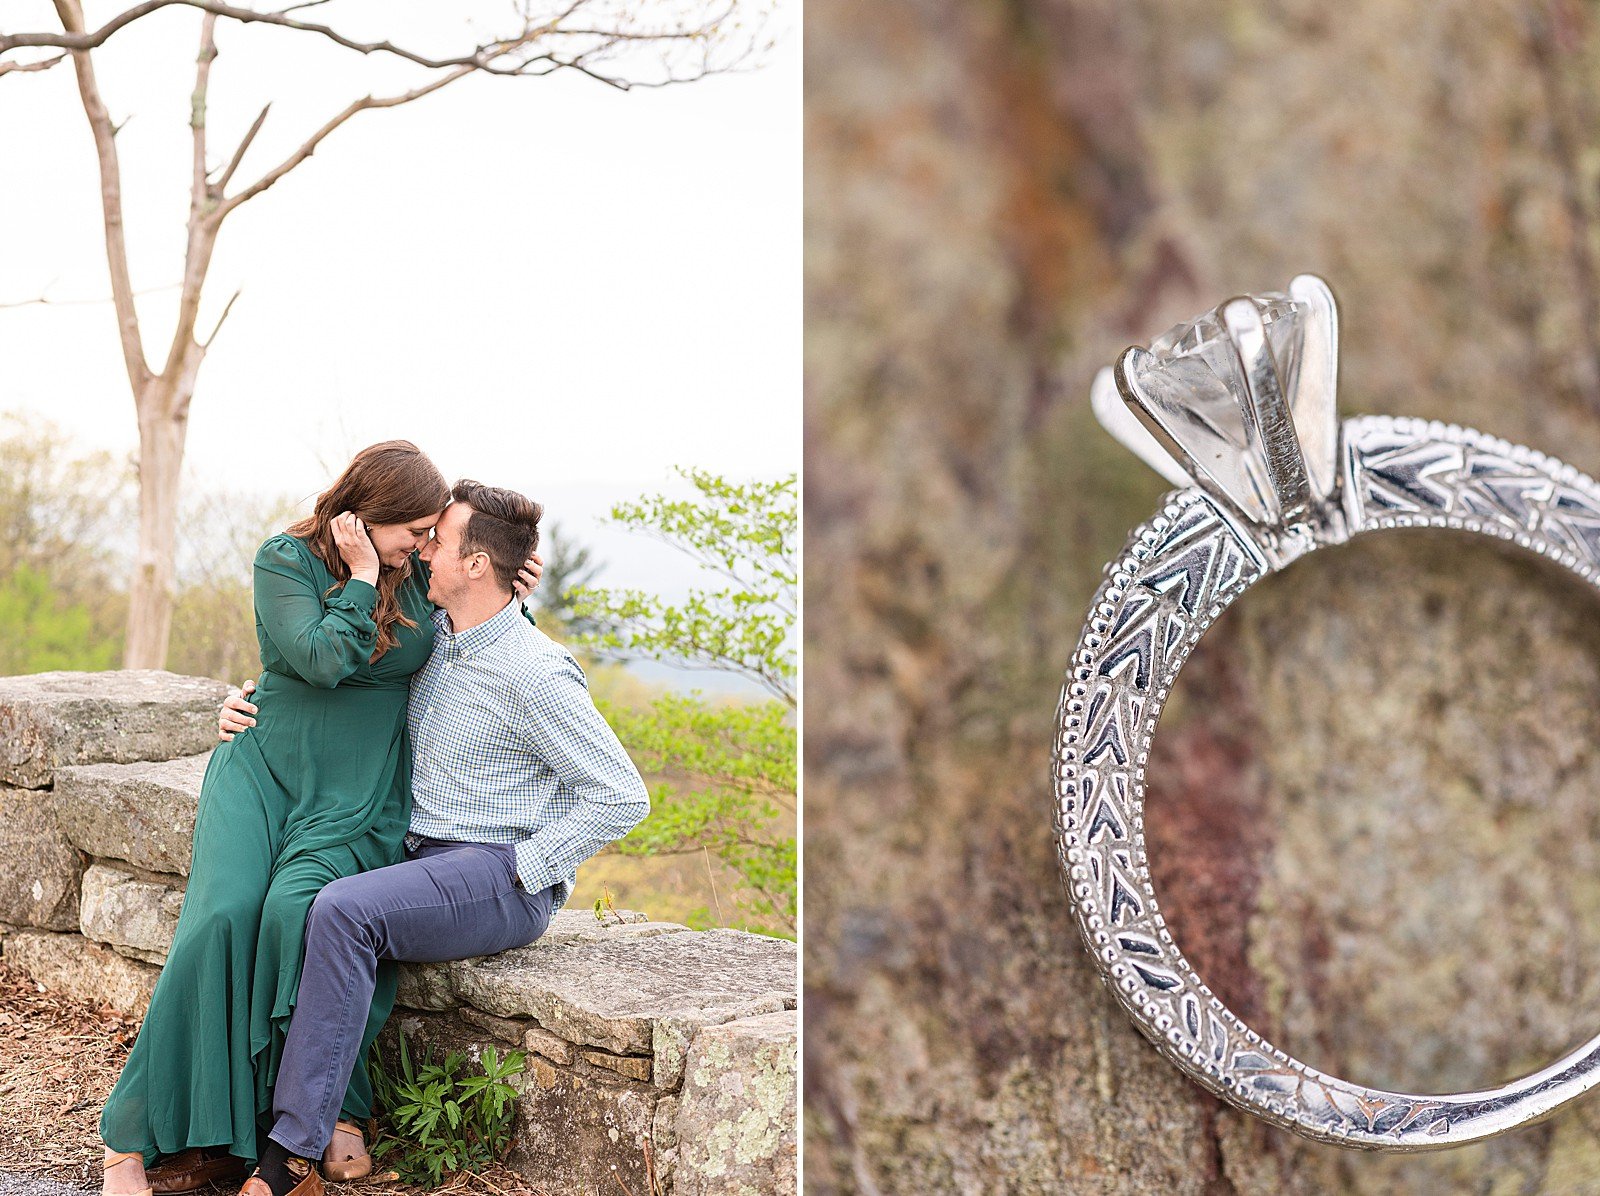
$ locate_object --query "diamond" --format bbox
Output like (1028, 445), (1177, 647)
(1095, 277), (1341, 533)
(1127, 293), (1304, 524)
(1144, 292), (1303, 413)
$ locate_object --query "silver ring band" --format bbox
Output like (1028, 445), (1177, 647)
(1054, 278), (1600, 1149)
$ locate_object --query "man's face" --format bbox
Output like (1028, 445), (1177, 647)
(420, 501), (487, 605)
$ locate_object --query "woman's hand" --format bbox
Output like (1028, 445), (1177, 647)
(220, 679), (258, 742)
(332, 511), (380, 584)
(512, 551), (545, 602)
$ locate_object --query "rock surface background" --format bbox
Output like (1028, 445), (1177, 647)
(806, 1), (1600, 1192)
(0, 671), (796, 1196)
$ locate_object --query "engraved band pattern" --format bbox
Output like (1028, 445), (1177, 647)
(1054, 413), (1600, 1149)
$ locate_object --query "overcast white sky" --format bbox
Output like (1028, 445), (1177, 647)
(0, 1), (798, 645)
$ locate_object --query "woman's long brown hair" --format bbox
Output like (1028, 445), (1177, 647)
(285, 440), (450, 658)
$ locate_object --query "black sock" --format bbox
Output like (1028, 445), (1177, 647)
(254, 1139), (308, 1196)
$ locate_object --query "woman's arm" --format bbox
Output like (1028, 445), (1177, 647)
(254, 536), (378, 689)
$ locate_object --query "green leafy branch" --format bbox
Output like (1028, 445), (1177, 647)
(599, 692), (795, 805)
(573, 468), (797, 937)
(570, 469), (796, 706)
(605, 468), (796, 603)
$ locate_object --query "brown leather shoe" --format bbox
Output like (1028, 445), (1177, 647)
(239, 1156), (321, 1196)
(148, 1149), (249, 1194)
(321, 1121), (372, 1183)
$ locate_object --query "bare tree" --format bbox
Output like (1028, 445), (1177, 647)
(1, 0), (773, 668)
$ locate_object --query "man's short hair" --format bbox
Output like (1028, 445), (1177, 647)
(451, 479), (543, 592)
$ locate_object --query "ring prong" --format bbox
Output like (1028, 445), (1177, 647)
(1117, 342), (1264, 519)
(1288, 273), (1340, 505)
(1090, 357), (1191, 489)
(1221, 296), (1311, 525)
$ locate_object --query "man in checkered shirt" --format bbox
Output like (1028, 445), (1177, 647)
(220, 480), (649, 1196)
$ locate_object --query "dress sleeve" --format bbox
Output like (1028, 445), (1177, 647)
(254, 536), (378, 689)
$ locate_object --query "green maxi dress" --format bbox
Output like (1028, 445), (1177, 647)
(100, 533), (436, 1166)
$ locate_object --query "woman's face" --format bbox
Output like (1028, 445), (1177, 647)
(366, 511), (445, 569)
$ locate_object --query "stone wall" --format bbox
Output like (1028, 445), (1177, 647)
(0, 670), (796, 1196)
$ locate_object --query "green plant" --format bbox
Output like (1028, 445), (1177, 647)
(593, 883), (625, 925)
(570, 469), (798, 937)
(366, 1026), (525, 1187)
(600, 690), (796, 935)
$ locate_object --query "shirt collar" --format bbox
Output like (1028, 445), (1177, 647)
(432, 596), (523, 660)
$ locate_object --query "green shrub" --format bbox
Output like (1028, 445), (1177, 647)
(366, 1027), (524, 1187)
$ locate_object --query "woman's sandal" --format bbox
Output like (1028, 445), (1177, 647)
(103, 1149), (153, 1196)
(320, 1121), (372, 1183)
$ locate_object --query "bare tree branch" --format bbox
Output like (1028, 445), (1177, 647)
(156, 11), (220, 381)
(216, 66), (473, 219)
(201, 288), (241, 349)
(6, 0), (589, 77)
(190, 13), (215, 208)
(198, 0), (751, 217)
(50, 0), (150, 392)
(2, 0), (759, 88)
(0, 52), (66, 76)
(0, 281), (182, 309)
(213, 102), (270, 194)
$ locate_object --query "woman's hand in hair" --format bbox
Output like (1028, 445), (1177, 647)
(513, 551), (545, 602)
(332, 511), (381, 584)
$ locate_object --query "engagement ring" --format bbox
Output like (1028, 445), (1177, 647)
(1053, 275), (1600, 1149)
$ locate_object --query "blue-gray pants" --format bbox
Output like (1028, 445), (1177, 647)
(266, 836), (555, 1158)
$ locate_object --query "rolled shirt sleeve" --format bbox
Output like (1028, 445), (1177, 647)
(508, 654), (651, 899)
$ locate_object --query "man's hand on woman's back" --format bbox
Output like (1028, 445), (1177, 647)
(219, 679), (259, 742)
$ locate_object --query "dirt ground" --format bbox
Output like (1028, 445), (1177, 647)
(0, 960), (554, 1196)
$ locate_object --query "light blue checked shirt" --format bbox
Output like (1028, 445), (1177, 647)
(405, 595), (650, 912)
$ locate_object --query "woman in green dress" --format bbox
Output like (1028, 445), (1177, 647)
(97, 440), (538, 1195)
